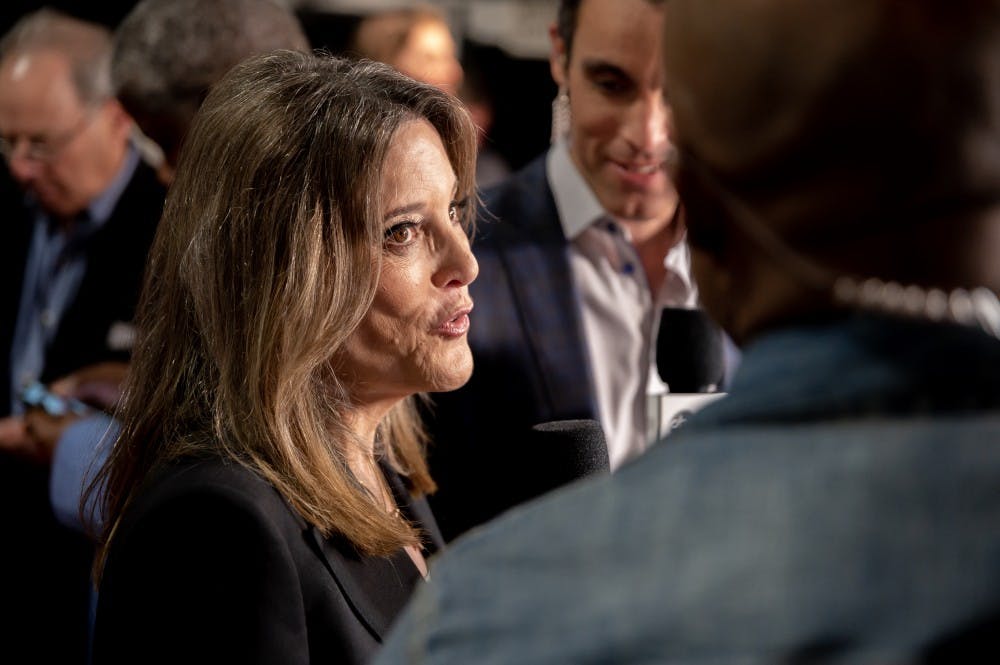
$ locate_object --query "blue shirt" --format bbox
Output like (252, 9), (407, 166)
(9, 147), (140, 414)
(50, 412), (117, 533)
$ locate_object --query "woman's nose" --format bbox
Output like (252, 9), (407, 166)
(434, 225), (479, 288)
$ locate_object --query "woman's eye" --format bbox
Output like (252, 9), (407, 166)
(384, 222), (417, 247)
(449, 197), (468, 223)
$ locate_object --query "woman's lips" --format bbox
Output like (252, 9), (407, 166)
(434, 304), (473, 338)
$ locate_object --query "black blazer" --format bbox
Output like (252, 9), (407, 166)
(0, 159), (166, 416)
(425, 154), (602, 541)
(93, 456), (443, 665)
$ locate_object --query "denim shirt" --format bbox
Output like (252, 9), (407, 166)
(377, 314), (1000, 664)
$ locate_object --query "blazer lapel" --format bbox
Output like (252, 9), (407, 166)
(491, 167), (597, 421)
(306, 465), (437, 641)
(306, 527), (421, 641)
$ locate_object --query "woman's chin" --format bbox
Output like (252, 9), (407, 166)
(426, 351), (474, 393)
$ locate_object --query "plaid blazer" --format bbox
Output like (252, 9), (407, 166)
(426, 154), (601, 541)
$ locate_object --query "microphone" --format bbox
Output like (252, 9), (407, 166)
(656, 307), (725, 393)
(652, 308), (727, 439)
(511, 419), (610, 506)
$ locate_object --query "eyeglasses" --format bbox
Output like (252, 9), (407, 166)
(0, 107), (99, 164)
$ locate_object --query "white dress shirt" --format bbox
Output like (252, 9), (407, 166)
(547, 141), (697, 469)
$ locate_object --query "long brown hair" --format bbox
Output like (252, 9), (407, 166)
(90, 51), (478, 573)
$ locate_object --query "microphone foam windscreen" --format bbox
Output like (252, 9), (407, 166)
(656, 307), (725, 393)
(510, 419), (610, 505)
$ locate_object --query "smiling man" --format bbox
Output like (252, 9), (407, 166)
(425, 0), (703, 541)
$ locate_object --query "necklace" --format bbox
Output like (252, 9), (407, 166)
(350, 459), (403, 520)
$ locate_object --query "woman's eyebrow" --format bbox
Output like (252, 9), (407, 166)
(383, 202), (424, 222)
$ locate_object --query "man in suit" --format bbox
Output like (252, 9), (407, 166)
(426, 0), (697, 541)
(0, 9), (164, 448)
(0, 9), (166, 663)
(376, 0), (1000, 662)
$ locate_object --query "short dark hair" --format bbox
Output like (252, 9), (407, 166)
(557, 0), (663, 62)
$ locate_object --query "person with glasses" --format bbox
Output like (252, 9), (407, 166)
(0, 8), (166, 664)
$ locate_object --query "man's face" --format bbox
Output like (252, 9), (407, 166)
(551, 0), (675, 225)
(0, 49), (131, 219)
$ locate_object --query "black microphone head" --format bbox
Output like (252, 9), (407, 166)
(656, 307), (725, 393)
(510, 419), (609, 505)
(529, 418), (609, 477)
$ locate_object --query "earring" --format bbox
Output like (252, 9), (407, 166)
(550, 86), (571, 145)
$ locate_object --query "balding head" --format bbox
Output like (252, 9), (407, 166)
(664, 0), (1000, 341)
(0, 9), (133, 219)
(0, 8), (114, 106)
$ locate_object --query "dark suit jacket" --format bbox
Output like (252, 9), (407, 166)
(93, 456), (444, 665)
(426, 155), (602, 541)
(0, 159), (165, 416)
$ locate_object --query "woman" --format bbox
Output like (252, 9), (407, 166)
(88, 51), (478, 664)
(349, 5), (464, 96)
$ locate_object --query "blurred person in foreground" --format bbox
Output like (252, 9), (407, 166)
(0, 9), (165, 662)
(376, 0), (1000, 662)
(424, 0), (711, 542)
(89, 51), (479, 665)
(41, 0), (309, 537)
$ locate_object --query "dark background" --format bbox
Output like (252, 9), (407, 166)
(1, 2), (556, 172)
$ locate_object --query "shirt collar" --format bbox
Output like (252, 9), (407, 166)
(86, 143), (140, 226)
(546, 139), (607, 241)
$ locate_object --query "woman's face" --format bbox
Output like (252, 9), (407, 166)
(340, 118), (478, 407)
(393, 19), (463, 96)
